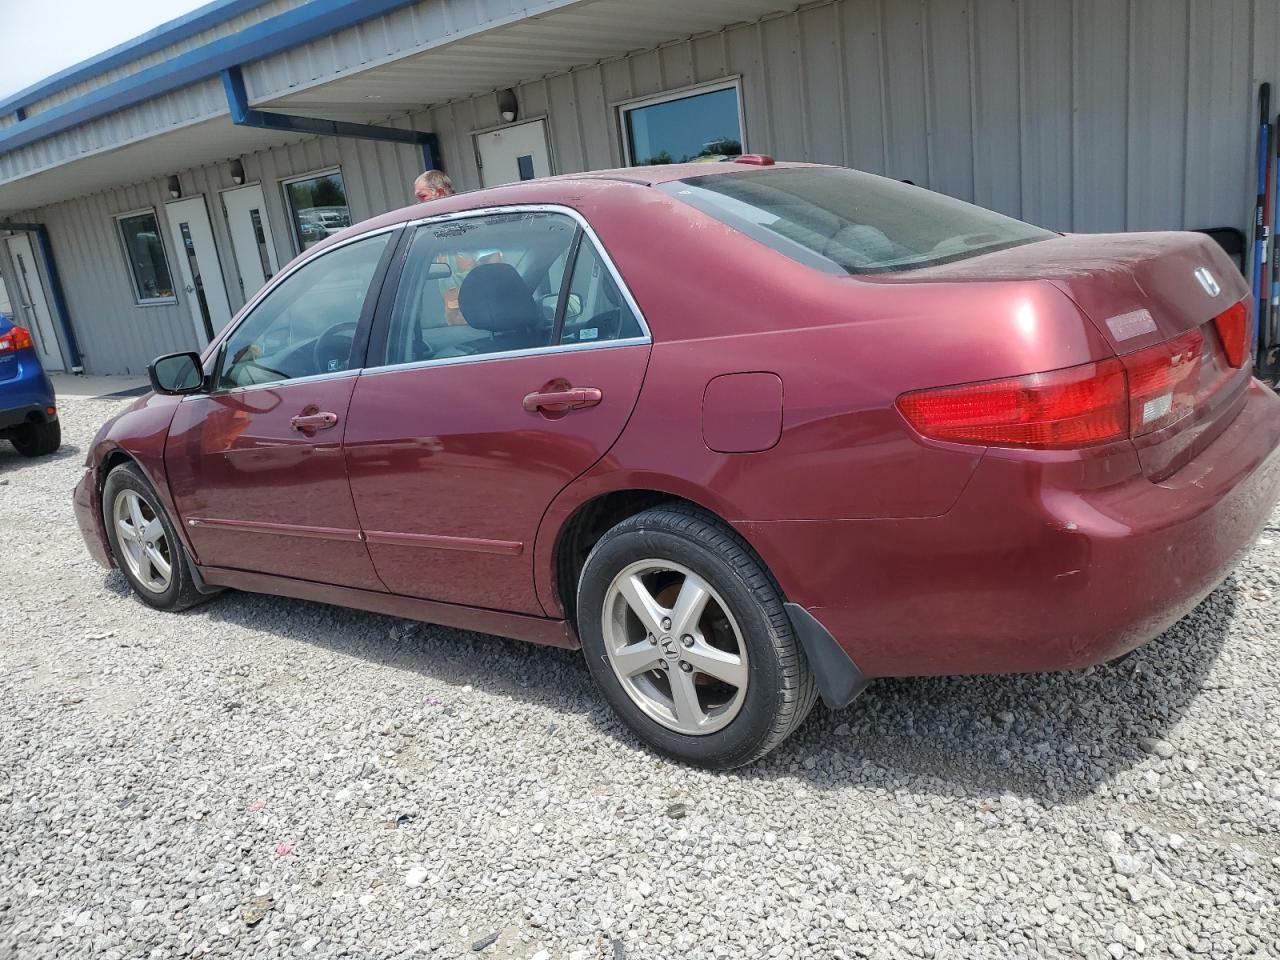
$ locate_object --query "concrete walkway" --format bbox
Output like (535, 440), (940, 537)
(50, 373), (149, 401)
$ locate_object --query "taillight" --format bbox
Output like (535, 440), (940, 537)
(1211, 301), (1249, 368)
(898, 312), (1248, 449)
(1120, 329), (1204, 435)
(895, 360), (1129, 449)
(0, 325), (33, 354)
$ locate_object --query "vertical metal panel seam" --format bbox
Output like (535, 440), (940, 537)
(1015, 0), (1026, 219)
(966, 0), (979, 205)
(569, 68), (589, 172)
(719, 29), (730, 90)
(833, 0), (850, 168)
(1064, 0), (1075, 231)
(1172, 0), (1192, 227)
(1124, 0), (1135, 230)
(754, 19), (776, 152)
(920, 0), (934, 187)
(876, 0), (892, 173)
(794, 11), (812, 161)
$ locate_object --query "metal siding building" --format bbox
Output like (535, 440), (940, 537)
(0, 0), (1276, 374)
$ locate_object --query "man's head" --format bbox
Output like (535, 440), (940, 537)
(414, 169), (454, 202)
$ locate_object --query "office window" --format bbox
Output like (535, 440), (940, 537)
(117, 211), (175, 303)
(283, 171), (352, 252)
(621, 83), (744, 166)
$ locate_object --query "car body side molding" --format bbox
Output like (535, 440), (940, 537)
(362, 530), (524, 556)
(185, 516), (365, 543)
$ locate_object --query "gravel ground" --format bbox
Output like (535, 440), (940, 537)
(1, 395), (1278, 960)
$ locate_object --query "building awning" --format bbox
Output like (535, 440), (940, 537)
(0, 0), (792, 215)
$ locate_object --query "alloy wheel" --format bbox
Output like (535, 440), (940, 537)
(112, 489), (173, 594)
(600, 559), (750, 735)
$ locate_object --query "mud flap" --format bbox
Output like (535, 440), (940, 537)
(784, 603), (868, 709)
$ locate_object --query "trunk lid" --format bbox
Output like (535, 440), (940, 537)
(895, 231), (1253, 480)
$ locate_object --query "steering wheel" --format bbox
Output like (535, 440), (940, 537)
(314, 321), (359, 374)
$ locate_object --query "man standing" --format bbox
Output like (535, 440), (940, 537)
(414, 170), (453, 202)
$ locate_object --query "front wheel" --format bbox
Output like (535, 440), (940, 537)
(102, 463), (209, 611)
(576, 505), (817, 769)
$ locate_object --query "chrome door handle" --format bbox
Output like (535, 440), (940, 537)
(290, 411), (338, 434)
(522, 386), (603, 414)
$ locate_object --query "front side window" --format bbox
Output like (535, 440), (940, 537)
(217, 232), (391, 389)
(659, 167), (1055, 274)
(622, 84), (743, 166)
(284, 171), (352, 253)
(117, 211), (175, 302)
(383, 212), (577, 366)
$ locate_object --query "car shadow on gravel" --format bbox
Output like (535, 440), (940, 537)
(0, 441), (82, 476)
(765, 579), (1239, 804)
(122, 567), (1237, 805)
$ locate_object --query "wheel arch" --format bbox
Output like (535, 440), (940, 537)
(538, 479), (769, 631)
(94, 440), (198, 562)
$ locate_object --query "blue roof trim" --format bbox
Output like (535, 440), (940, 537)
(0, 0), (271, 117)
(0, 0), (423, 156)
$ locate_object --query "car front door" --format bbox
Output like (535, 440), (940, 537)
(165, 229), (399, 588)
(344, 209), (651, 615)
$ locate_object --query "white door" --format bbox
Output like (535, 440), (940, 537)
(4, 233), (65, 371)
(220, 183), (280, 304)
(476, 119), (553, 187)
(164, 196), (233, 346)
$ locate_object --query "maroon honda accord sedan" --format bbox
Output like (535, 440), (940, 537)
(74, 159), (1280, 767)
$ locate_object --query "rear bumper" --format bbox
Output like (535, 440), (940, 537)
(743, 378), (1280, 678)
(0, 353), (56, 430)
(0, 402), (54, 432)
(73, 468), (114, 569)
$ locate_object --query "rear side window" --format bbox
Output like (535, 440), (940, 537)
(658, 167), (1054, 275)
(382, 211), (643, 366)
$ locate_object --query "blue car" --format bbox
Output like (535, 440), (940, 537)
(0, 312), (60, 457)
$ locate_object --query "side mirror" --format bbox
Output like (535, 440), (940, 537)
(148, 351), (206, 395)
(563, 293), (583, 320)
(540, 292), (584, 323)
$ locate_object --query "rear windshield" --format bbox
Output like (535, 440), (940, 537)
(658, 167), (1054, 275)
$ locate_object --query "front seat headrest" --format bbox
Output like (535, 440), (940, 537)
(457, 262), (541, 333)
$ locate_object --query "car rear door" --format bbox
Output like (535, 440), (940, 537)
(165, 228), (400, 588)
(344, 208), (651, 615)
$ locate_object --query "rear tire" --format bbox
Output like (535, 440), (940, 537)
(10, 419), (60, 457)
(576, 504), (817, 769)
(102, 463), (208, 612)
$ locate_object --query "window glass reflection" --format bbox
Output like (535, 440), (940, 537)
(285, 173), (352, 252)
(624, 87), (743, 166)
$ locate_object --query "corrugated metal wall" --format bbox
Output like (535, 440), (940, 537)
(432, 0), (1270, 236)
(7, 0), (1280, 373)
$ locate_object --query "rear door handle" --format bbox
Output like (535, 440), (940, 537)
(290, 411), (339, 434)
(522, 386), (603, 414)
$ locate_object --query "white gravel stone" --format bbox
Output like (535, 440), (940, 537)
(1, 395), (1278, 960)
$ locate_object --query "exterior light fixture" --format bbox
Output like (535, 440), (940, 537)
(167, 175), (182, 199)
(497, 88), (519, 124)
(230, 159), (246, 185)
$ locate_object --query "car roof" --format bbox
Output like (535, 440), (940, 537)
(309, 160), (826, 256)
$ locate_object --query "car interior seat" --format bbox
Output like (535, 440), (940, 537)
(454, 262), (549, 354)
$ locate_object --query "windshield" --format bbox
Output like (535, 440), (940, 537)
(658, 167), (1054, 275)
